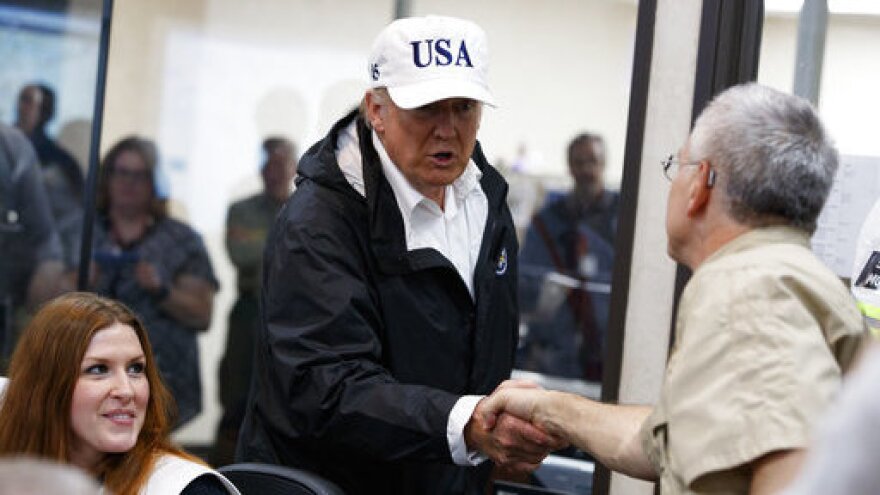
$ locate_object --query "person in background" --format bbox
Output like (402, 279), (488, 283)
(0, 458), (102, 495)
(556, 133), (618, 245)
(776, 343), (879, 495)
(89, 136), (218, 427)
(0, 292), (240, 494)
(237, 15), (564, 494)
(15, 83), (85, 268)
(517, 132), (617, 381)
(0, 123), (67, 369)
(212, 136), (297, 465)
(477, 83), (869, 495)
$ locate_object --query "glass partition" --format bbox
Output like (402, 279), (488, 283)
(1, 1), (641, 493)
(101, 1), (640, 490)
(0, 0), (102, 369)
(100, 0), (394, 457)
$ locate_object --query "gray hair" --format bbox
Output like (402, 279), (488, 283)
(359, 87), (389, 130)
(688, 83), (838, 232)
(359, 87), (484, 131)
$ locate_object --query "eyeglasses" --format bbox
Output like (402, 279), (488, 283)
(661, 154), (701, 181)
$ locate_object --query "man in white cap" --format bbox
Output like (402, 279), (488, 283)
(237, 15), (563, 494)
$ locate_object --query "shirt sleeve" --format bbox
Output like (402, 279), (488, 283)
(447, 395), (489, 466)
(3, 129), (63, 264)
(664, 265), (845, 487)
(638, 405), (665, 476)
(225, 200), (267, 271)
(179, 228), (220, 289)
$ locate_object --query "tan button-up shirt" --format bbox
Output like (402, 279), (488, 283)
(641, 226), (868, 494)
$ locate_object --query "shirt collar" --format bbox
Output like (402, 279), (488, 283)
(454, 159), (483, 201)
(373, 131), (425, 216)
(371, 130), (483, 217)
(702, 224), (810, 267)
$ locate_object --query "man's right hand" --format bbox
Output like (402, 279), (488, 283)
(478, 387), (554, 433)
(464, 380), (568, 473)
(476, 385), (659, 481)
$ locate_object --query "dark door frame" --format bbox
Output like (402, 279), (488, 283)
(77, 0), (114, 290)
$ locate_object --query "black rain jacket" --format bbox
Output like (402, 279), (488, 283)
(236, 111), (519, 494)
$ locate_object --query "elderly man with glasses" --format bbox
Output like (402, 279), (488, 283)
(476, 83), (869, 495)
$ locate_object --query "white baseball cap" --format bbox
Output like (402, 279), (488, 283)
(367, 15), (496, 109)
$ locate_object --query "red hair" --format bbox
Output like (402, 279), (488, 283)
(0, 292), (197, 494)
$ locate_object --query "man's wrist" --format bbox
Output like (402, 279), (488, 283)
(449, 395), (487, 466)
(534, 390), (565, 438)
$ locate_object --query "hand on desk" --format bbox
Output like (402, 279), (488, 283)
(466, 380), (568, 474)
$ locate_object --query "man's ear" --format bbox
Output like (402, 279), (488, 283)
(686, 162), (713, 216)
(364, 91), (385, 133)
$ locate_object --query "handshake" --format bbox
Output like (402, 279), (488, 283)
(465, 379), (571, 474)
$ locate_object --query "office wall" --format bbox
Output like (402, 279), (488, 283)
(759, 12), (880, 157)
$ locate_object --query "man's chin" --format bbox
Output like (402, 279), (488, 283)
(429, 167), (467, 184)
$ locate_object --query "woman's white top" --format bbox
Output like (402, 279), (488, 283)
(140, 454), (240, 495)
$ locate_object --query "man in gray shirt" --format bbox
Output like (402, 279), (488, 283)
(0, 123), (65, 365)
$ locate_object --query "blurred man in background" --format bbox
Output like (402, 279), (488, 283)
(15, 83), (84, 269)
(212, 136), (296, 465)
(0, 122), (65, 369)
(518, 133), (618, 381)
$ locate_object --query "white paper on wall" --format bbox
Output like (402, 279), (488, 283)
(812, 155), (880, 277)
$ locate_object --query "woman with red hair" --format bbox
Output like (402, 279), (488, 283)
(0, 292), (238, 495)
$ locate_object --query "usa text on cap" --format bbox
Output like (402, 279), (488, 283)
(367, 15), (495, 109)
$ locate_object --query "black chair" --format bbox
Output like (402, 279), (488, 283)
(218, 462), (345, 495)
